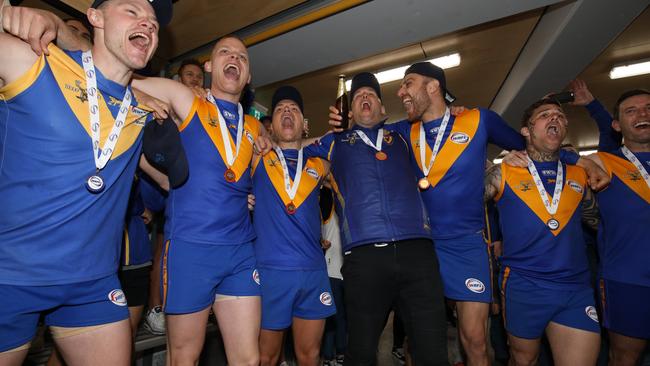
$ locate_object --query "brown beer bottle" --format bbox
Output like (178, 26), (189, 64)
(335, 74), (349, 130)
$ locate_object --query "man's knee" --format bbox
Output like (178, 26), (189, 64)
(295, 345), (320, 365)
(510, 347), (538, 366)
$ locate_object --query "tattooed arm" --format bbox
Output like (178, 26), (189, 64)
(581, 187), (600, 231)
(484, 164), (503, 202)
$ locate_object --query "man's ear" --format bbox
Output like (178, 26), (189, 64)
(611, 119), (622, 133)
(425, 79), (440, 97)
(204, 60), (212, 73)
(87, 8), (103, 28)
(520, 126), (530, 137)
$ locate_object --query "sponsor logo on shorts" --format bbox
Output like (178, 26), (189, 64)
(568, 180), (583, 194)
(108, 289), (127, 306)
(320, 292), (333, 306)
(450, 132), (470, 144)
(306, 168), (320, 180)
(252, 269), (260, 285)
(465, 278), (485, 294)
(245, 130), (254, 144)
(585, 306), (599, 322)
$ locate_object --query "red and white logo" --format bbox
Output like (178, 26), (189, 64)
(320, 292), (333, 306)
(465, 278), (485, 294)
(252, 269), (260, 285)
(585, 306), (599, 322)
(108, 289), (127, 306)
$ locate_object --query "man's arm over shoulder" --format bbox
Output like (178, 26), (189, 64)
(131, 77), (195, 124)
(484, 163), (503, 202)
(0, 32), (39, 88)
(482, 108), (526, 151)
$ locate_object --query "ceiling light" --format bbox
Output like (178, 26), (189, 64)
(609, 59), (650, 79)
(345, 53), (461, 91)
(578, 149), (597, 156)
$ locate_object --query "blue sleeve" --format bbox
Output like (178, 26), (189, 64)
(585, 99), (621, 152)
(483, 109), (526, 150)
(385, 120), (410, 138)
(559, 150), (580, 165)
(139, 174), (167, 212)
(303, 133), (335, 160)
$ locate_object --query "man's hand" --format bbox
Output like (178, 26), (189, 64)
(569, 79), (595, 107)
(328, 105), (352, 133)
(450, 105), (467, 116)
(141, 208), (154, 225)
(501, 150), (528, 168)
(2, 6), (59, 55)
(254, 135), (273, 156)
(133, 88), (170, 121)
(321, 239), (331, 250)
(577, 157), (610, 191)
(190, 86), (208, 100)
(247, 194), (255, 211)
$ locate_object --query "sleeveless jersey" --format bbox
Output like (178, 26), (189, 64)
(0, 45), (151, 285)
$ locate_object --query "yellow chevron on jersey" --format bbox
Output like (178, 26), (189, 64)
(410, 109), (480, 188)
(184, 97), (260, 182)
(498, 163), (586, 236)
(259, 150), (326, 209)
(38, 45), (150, 160)
(598, 152), (650, 204)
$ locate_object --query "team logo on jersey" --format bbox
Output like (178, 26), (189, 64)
(585, 306), (599, 322)
(320, 292), (333, 306)
(516, 180), (533, 192)
(626, 170), (642, 181)
(108, 289), (127, 306)
(429, 126), (440, 135)
(67, 80), (89, 103)
(208, 116), (219, 127)
(568, 180), (583, 194)
(223, 110), (237, 120)
(450, 132), (470, 144)
(341, 133), (357, 145)
(245, 130), (254, 144)
(465, 278), (485, 293)
(267, 157), (279, 167)
(306, 168), (320, 180)
(541, 169), (557, 176)
(383, 133), (394, 145)
(252, 269), (260, 285)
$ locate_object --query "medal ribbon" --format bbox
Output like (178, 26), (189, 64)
(419, 107), (451, 177)
(355, 129), (384, 152)
(274, 147), (304, 201)
(207, 92), (243, 167)
(82, 50), (132, 171)
(621, 146), (650, 189)
(526, 157), (563, 216)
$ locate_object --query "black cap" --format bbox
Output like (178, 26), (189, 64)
(350, 72), (381, 100)
(143, 118), (189, 188)
(272, 86), (304, 113)
(91, 0), (173, 26)
(404, 62), (456, 104)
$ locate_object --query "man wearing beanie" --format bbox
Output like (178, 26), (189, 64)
(0, 0), (171, 363)
(391, 62), (600, 366)
(308, 72), (448, 365)
(252, 86), (335, 366)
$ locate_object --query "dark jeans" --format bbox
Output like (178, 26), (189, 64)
(342, 238), (447, 366)
(322, 277), (347, 359)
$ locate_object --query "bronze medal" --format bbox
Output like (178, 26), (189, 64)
(375, 151), (387, 161)
(286, 202), (296, 215)
(224, 168), (236, 182)
(418, 178), (430, 190)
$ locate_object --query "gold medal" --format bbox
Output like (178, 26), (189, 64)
(224, 168), (236, 182)
(375, 151), (387, 161)
(418, 178), (430, 190)
(286, 202), (296, 215)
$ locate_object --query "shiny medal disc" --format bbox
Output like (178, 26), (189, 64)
(418, 178), (430, 190)
(224, 168), (236, 182)
(86, 175), (105, 193)
(375, 151), (387, 161)
(546, 218), (560, 230)
(286, 202), (296, 215)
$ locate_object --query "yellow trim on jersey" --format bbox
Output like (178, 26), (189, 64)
(411, 109), (480, 188)
(598, 152), (650, 204)
(0, 48), (47, 101)
(263, 150), (326, 210)
(179, 97), (199, 131)
(195, 99), (260, 183)
(123, 228), (130, 266)
(162, 240), (171, 310)
(503, 163), (586, 236)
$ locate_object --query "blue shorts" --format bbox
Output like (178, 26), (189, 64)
(600, 278), (650, 339)
(259, 268), (336, 330)
(162, 240), (260, 314)
(500, 269), (600, 339)
(434, 232), (492, 302)
(0, 274), (129, 352)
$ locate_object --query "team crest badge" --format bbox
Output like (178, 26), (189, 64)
(108, 289), (127, 306)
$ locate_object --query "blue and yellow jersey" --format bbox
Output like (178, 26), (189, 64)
(596, 150), (650, 287)
(388, 108), (524, 239)
(495, 161), (590, 289)
(251, 149), (327, 270)
(121, 176), (153, 267)
(0, 45), (151, 285)
(165, 97), (260, 245)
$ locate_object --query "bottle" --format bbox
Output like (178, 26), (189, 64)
(335, 75), (349, 130)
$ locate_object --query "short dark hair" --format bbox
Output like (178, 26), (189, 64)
(521, 98), (562, 128)
(613, 89), (650, 120)
(178, 59), (203, 74)
(260, 115), (272, 124)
